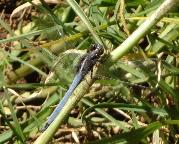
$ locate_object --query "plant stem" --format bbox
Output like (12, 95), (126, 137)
(110, 0), (178, 61)
(34, 67), (98, 144)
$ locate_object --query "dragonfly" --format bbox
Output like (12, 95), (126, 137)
(41, 43), (104, 131)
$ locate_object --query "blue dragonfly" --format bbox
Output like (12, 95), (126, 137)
(39, 40), (165, 132)
(41, 43), (104, 131)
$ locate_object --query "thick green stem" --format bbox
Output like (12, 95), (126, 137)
(111, 0), (178, 61)
(34, 67), (97, 144)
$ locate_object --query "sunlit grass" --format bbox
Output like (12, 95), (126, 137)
(0, 0), (179, 143)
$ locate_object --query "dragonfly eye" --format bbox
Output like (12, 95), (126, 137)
(87, 43), (104, 56)
(88, 44), (97, 52)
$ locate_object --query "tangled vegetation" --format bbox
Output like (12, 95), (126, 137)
(0, 0), (179, 143)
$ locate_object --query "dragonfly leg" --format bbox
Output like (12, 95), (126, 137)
(90, 67), (93, 79)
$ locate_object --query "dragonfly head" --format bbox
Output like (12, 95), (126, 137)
(88, 43), (104, 56)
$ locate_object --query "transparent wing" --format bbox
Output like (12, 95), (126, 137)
(36, 47), (86, 84)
